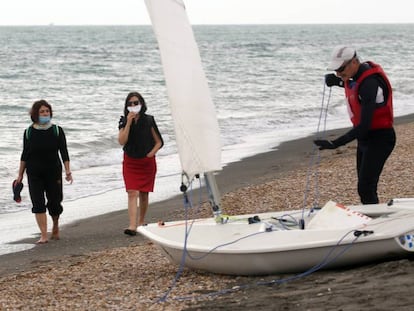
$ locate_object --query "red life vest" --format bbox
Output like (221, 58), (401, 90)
(344, 61), (393, 129)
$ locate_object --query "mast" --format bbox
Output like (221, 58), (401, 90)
(204, 172), (223, 222)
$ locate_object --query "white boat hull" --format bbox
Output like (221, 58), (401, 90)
(138, 199), (414, 275)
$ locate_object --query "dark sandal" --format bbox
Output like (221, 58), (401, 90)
(124, 229), (137, 236)
(12, 180), (23, 203)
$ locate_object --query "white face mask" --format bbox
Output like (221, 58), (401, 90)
(127, 104), (141, 113)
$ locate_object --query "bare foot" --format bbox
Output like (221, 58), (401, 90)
(36, 239), (48, 245)
(51, 227), (60, 240)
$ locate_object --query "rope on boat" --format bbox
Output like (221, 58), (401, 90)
(300, 81), (333, 226)
(157, 175), (203, 303)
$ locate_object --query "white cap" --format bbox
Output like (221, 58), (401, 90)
(328, 46), (357, 71)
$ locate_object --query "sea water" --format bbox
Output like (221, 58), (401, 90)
(1, 24), (414, 254)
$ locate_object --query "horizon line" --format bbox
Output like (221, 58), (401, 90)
(1, 22), (413, 27)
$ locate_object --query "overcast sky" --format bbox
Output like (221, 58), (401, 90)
(1, 0), (413, 25)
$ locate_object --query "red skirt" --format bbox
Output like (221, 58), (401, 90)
(123, 153), (157, 192)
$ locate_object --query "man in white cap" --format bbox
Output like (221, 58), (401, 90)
(314, 46), (396, 205)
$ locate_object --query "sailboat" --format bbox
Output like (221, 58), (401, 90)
(138, 0), (414, 276)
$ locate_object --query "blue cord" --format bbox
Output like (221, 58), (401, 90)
(157, 178), (201, 303)
(170, 229), (361, 302)
(157, 195), (363, 304)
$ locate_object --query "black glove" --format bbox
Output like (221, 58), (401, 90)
(314, 139), (337, 150)
(325, 74), (344, 87)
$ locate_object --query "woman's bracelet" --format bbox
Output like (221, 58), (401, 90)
(66, 172), (72, 176)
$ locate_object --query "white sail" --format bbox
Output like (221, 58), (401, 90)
(144, 0), (222, 179)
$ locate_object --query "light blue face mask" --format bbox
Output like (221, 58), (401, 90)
(38, 116), (51, 124)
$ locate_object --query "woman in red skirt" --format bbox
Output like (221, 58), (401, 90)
(118, 92), (163, 236)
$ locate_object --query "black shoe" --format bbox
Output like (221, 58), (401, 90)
(12, 180), (23, 203)
(124, 229), (137, 236)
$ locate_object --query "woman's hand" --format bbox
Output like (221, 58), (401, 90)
(65, 172), (73, 184)
(15, 175), (23, 184)
(126, 111), (139, 123)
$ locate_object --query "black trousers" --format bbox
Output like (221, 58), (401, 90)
(27, 170), (63, 216)
(356, 128), (396, 204)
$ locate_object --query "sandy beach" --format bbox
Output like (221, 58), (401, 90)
(1, 115), (413, 310)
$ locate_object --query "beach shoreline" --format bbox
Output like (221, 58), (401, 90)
(0, 123), (313, 277)
(1, 114), (413, 310)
